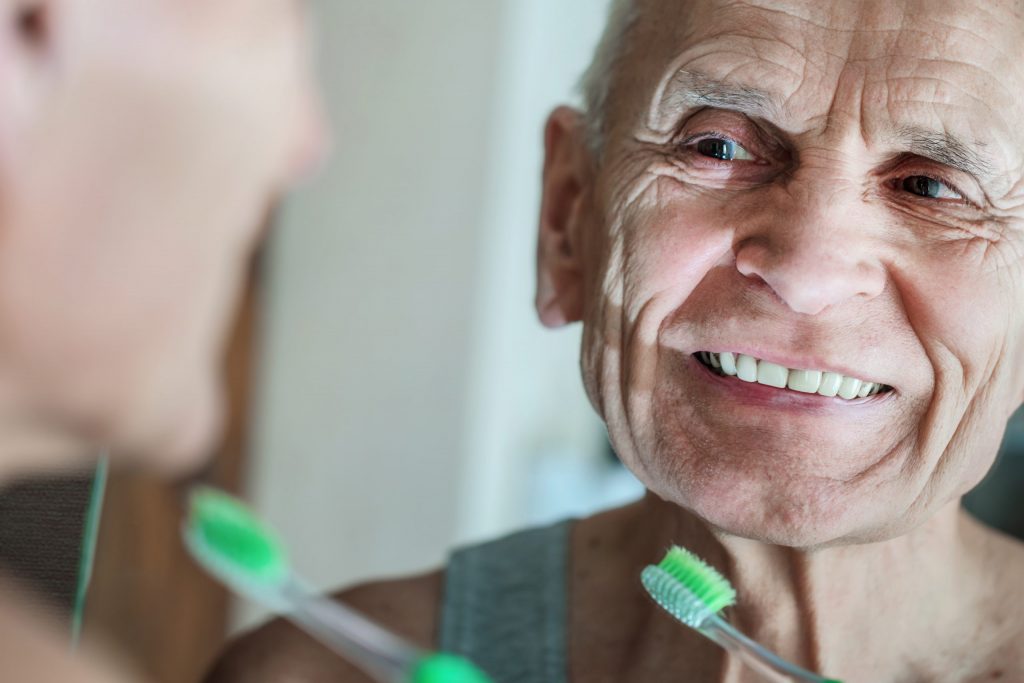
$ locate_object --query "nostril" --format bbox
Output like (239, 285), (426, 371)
(734, 237), (884, 315)
(15, 3), (47, 49)
(734, 240), (767, 279)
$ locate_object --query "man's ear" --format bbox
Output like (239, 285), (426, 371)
(536, 106), (593, 329)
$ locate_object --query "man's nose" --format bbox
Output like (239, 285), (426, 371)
(732, 192), (886, 316)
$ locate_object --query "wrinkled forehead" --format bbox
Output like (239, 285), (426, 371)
(614, 0), (1024, 189)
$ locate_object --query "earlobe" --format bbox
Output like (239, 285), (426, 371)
(535, 106), (592, 329)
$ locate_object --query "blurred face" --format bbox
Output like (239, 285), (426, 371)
(0, 0), (327, 472)
(538, 0), (1024, 547)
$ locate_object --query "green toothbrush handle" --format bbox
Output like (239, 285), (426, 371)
(408, 653), (494, 683)
(283, 582), (493, 683)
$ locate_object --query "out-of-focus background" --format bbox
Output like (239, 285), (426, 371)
(238, 0), (641, 627)
(14, 3), (640, 682)
(0, 3), (1022, 683)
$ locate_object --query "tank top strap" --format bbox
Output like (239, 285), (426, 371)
(438, 519), (573, 683)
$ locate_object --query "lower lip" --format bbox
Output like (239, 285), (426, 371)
(688, 355), (893, 412)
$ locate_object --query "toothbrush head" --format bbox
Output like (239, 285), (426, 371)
(409, 653), (494, 683)
(184, 491), (496, 682)
(183, 486), (290, 603)
(641, 546), (736, 628)
(642, 547), (846, 683)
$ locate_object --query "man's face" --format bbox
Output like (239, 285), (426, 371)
(0, 0), (327, 471)
(538, 0), (1024, 546)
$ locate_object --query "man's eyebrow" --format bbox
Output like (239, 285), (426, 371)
(893, 125), (996, 182)
(653, 69), (780, 124)
(653, 70), (1001, 186)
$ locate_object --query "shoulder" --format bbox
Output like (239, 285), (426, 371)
(0, 578), (139, 683)
(202, 569), (444, 683)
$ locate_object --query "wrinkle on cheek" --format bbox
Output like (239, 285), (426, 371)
(908, 357), (1007, 514)
(604, 145), (672, 225)
(586, 164), (658, 394)
(987, 241), (1024, 410)
(590, 150), (762, 490)
(886, 249), (1012, 513)
(610, 160), (732, 311)
(585, 155), (721, 478)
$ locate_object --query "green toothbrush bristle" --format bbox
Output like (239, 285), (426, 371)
(644, 547), (846, 682)
(641, 545), (736, 628)
(187, 487), (288, 585)
(657, 546), (736, 614)
(409, 653), (494, 683)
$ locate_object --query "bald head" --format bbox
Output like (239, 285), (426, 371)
(579, 0), (1024, 163)
(543, 0), (1024, 546)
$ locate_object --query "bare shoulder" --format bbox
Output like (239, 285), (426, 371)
(202, 569), (445, 683)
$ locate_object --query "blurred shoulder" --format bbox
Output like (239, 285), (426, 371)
(202, 569), (444, 683)
(0, 578), (139, 683)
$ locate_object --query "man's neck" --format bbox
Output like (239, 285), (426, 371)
(689, 504), (974, 677)
(577, 494), (1006, 682)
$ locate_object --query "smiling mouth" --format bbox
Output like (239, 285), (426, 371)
(694, 352), (893, 400)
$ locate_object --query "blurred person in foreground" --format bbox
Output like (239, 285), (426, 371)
(0, 0), (326, 680)
(208, 0), (1024, 681)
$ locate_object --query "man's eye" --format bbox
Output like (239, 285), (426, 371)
(695, 138), (754, 161)
(900, 175), (962, 200)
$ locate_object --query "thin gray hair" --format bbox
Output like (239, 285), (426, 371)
(579, 0), (640, 156)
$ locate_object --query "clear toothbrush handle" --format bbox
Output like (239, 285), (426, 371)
(280, 580), (423, 683)
(701, 614), (841, 683)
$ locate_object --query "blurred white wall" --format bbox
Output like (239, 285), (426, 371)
(237, 0), (641, 630)
(457, 1), (619, 542)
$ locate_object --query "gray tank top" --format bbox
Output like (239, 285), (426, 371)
(438, 520), (573, 683)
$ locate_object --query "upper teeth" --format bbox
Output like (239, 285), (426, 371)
(699, 352), (886, 399)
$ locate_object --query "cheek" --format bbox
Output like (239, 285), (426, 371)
(0, 218), (239, 430)
(887, 236), (1024, 498)
(894, 238), (1022, 407)
(5, 219), (232, 340)
(582, 181), (740, 464)
(618, 182), (738, 313)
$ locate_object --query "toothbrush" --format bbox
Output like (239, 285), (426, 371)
(183, 486), (493, 683)
(641, 546), (844, 683)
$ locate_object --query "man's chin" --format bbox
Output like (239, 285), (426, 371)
(652, 474), (897, 549)
(696, 497), (927, 549)
(705, 512), (850, 549)
(112, 383), (226, 479)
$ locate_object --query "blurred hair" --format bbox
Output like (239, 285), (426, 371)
(579, 0), (639, 156)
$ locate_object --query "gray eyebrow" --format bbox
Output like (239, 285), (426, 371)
(892, 125), (996, 183)
(653, 69), (1001, 187)
(653, 69), (780, 126)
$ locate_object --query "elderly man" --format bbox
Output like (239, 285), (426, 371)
(0, 0), (325, 680)
(208, 0), (1024, 680)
